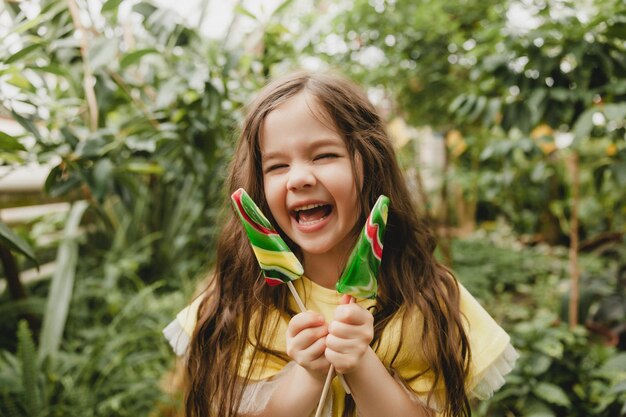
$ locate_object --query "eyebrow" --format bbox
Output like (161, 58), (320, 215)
(261, 137), (344, 162)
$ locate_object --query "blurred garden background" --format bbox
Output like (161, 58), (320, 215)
(1, 0), (625, 415)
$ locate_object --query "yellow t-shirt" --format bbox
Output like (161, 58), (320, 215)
(236, 276), (512, 416)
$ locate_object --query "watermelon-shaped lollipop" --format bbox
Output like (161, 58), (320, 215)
(231, 188), (306, 311)
(336, 195), (390, 299)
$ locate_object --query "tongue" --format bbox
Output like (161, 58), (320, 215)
(299, 206), (330, 223)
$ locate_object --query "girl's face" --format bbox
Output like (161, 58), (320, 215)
(260, 91), (362, 263)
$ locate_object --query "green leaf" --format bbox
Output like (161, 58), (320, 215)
(17, 320), (41, 416)
(75, 137), (107, 158)
(132, 2), (157, 18)
(606, 22), (626, 39)
(550, 88), (574, 102)
(0, 132), (26, 152)
(600, 352), (626, 373)
(448, 94), (466, 114)
(483, 97), (501, 126)
(9, 15), (46, 37)
(93, 158), (115, 201)
(88, 37), (119, 71)
(4, 43), (42, 65)
(27, 64), (70, 78)
(9, 1), (66, 37)
(38, 201), (89, 360)
(272, 0), (296, 17)
(612, 162), (626, 187)
(611, 380), (626, 395)
(120, 48), (158, 69)
(603, 103), (626, 122)
(6, 73), (34, 92)
(0, 297), (46, 319)
(101, 0), (124, 13)
(534, 337), (563, 359)
(44, 165), (82, 197)
(572, 108), (594, 141)
(468, 95), (487, 121)
(523, 399), (556, 417)
(235, 5), (257, 20)
(10, 111), (41, 141)
(0, 152), (24, 164)
(457, 94), (477, 118)
(123, 161), (164, 175)
(0, 222), (37, 266)
(527, 354), (552, 375)
(532, 382), (571, 407)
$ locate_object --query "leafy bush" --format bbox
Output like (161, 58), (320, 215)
(0, 280), (185, 417)
(475, 312), (626, 417)
(453, 234), (626, 417)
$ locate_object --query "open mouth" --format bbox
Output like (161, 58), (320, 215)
(292, 203), (333, 225)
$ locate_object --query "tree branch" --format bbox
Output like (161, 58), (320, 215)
(67, 0), (99, 131)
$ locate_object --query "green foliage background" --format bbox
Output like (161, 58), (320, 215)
(0, 0), (625, 416)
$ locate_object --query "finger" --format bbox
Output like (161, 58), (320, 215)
(333, 304), (373, 326)
(324, 348), (359, 374)
(325, 333), (360, 354)
(299, 335), (328, 361)
(287, 311), (326, 338)
(290, 324), (328, 350)
(304, 354), (331, 374)
(328, 320), (373, 342)
(290, 336), (329, 367)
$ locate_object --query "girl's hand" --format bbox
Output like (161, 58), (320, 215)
(325, 295), (374, 374)
(286, 311), (330, 380)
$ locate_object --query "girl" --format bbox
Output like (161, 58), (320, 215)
(164, 71), (517, 417)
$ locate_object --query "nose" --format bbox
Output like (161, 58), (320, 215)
(286, 163), (316, 191)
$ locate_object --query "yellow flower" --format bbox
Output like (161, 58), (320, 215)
(531, 124), (553, 139)
(606, 143), (617, 157)
(539, 142), (557, 155)
(446, 129), (467, 158)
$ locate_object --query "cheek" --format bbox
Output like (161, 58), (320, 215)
(263, 178), (286, 215)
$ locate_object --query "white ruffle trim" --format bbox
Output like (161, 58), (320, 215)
(163, 318), (190, 356)
(238, 362), (333, 417)
(469, 342), (519, 400)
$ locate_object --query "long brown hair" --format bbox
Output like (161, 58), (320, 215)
(185, 71), (471, 417)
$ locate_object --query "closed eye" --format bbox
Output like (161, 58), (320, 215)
(315, 153), (340, 160)
(264, 163), (288, 173)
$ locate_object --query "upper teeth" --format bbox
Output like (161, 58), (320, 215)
(295, 203), (325, 212)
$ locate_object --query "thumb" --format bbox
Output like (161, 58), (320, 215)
(340, 294), (353, 305)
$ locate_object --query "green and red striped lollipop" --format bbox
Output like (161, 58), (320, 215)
(315, 195), (391, 416)
(336, 195), (390, 299)
(231, 188), (304, 287)
(233, 187), (350, 397)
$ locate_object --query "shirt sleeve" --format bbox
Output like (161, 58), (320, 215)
(457, 284), (518, 398)
(392, 283), (518, 410)
(162, 296), (204, 356)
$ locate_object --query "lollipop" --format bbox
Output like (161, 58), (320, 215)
(336, 194), (389, 299)
(315, 195), (390, 417)
(232, 188), (351, 394)
(231, 188), (305, 310)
